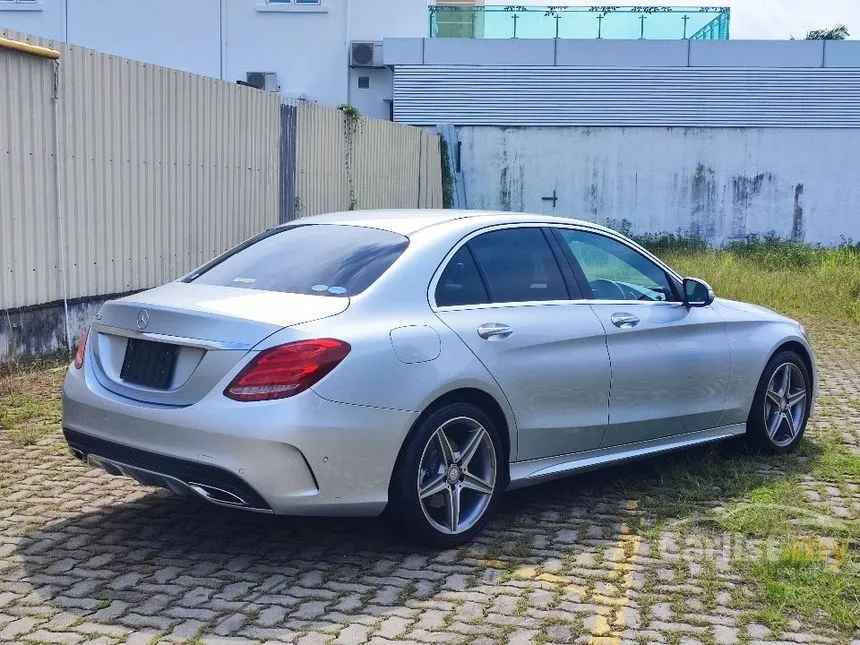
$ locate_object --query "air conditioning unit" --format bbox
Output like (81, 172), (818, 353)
(350, 41), (384, 68)
(245, 72), (279, 92)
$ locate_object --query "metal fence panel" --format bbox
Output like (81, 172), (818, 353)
(0, 47), (60, 310)
(419, 130), (443, 208)
(295, 102), (442, 217)
(280, 103), (297, 223)
(295, 102), (349, 218)
(1, 29), (442, 313)
(0, 29), (281, 310)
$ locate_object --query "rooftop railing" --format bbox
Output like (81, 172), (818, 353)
(429, 5), (730, 40)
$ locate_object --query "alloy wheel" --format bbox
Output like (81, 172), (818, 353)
(763, 362), (808, 448)
(417, 416), (497, 535)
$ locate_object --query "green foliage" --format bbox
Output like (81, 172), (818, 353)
(338, 105), (361, 211)
(600, 222), (860, 325)
(630, 232), (710, 255)
(805, 24), (849, 40)
(740, 546), (859, 634)
(439, 136), (455, 209)
(337, 103), (361, 119)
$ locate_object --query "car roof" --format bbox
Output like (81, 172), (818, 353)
(295, 209), (614, 237)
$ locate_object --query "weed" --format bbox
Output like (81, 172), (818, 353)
(739, 545), (859, 634)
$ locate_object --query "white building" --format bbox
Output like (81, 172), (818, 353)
(0, 0), (432, 119)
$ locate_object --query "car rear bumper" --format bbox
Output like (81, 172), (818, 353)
(64, 428), (275, 512)
(62, 361), (417, 516)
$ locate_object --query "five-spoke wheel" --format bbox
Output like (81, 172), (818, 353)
(417, 417), (497, 535)
(387, 403), (503, 547)
(748, 350), (811, 453)
(763, 362), (808, 447)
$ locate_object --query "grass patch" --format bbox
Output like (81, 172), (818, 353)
(738, 545), (859, 635)
(0, 359), (66, 446)
(635, 235), (860, 326)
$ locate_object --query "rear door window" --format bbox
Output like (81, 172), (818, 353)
(469, 228), (569, 304)
(188, 224), (408, 297)
(435, 246), (489, 307)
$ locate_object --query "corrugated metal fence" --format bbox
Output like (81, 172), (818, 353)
(1, 31), (444, 324)
(0, 29), (281, 313)
(294, 102), (442, 218)
(280, 103), (298, 223)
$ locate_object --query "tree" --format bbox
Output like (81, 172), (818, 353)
(805, 24), (849, 40)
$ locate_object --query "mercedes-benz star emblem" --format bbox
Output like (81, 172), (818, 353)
(136, 310), (150, 331)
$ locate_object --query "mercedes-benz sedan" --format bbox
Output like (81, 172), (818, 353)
(62, 211), (816, 546)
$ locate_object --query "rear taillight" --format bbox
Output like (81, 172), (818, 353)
(73, 327), (89, 369)
(224, 339), (351, 402)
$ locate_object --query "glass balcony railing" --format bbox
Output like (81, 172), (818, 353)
(429, 5), (730, 40)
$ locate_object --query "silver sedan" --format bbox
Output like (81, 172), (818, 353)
(62, 211), (817, 546)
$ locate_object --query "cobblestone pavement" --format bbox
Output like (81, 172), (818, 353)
(1, 329), (858, 645)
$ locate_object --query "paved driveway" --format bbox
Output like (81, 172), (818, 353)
(0, 330), (857, 645)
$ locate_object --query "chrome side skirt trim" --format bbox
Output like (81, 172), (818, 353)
(86, 454), (274, 514)
(507, 424), (746, 490)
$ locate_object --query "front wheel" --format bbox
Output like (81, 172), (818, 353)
(746, 350), (811, 454)
(386, 403), (503, 548)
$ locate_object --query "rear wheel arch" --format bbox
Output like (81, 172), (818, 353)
(396, 388), (512, 485)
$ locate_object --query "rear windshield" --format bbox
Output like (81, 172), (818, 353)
(187, 224), (408, 297)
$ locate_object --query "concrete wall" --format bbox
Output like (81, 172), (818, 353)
(0, 0), (431, 119)
(458, 126), (860, 246)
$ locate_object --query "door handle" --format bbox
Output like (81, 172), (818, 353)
(477, 323), (513, 340)
(610, 313), (640, 329)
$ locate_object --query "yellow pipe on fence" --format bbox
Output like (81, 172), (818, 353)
(0, 37), (60, 60)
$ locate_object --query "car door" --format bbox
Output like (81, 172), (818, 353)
(432, 225), (611, 461)
(551, 227), (730, 447)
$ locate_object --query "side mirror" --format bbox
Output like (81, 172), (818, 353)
(683, 277), (715, 307)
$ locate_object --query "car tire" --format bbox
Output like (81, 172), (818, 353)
(746, 350), (811, 454)
(386, 402), (504, 548)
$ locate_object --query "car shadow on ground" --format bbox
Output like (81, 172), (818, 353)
(15, 436), (822, 634)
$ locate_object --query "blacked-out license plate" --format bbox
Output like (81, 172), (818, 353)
(119, 338), (178, 389)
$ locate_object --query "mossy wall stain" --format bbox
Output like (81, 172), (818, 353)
(729, 172), (774, 239)
(690, 163), (718, 240)
(499, 166), (511, 211)
(792, 183), (805, 241)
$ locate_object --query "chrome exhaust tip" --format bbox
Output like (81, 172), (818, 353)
(69, 447), (85, 462)
(187, 482), (249, 507)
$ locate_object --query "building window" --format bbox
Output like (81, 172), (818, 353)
(357, 76), (370, 90)
(258, 0), (325, 13)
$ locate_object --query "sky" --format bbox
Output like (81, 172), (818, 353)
(517, 0), (859, 40)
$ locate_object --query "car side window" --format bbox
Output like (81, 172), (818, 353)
(435, 246), (489, 307)
(557, 229), (677, 302)
(469, 228), (568, 304)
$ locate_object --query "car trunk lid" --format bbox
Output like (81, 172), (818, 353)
(90, 282), (349, 406)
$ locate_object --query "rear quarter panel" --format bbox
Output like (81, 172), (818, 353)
(257, 306), (520, 459)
